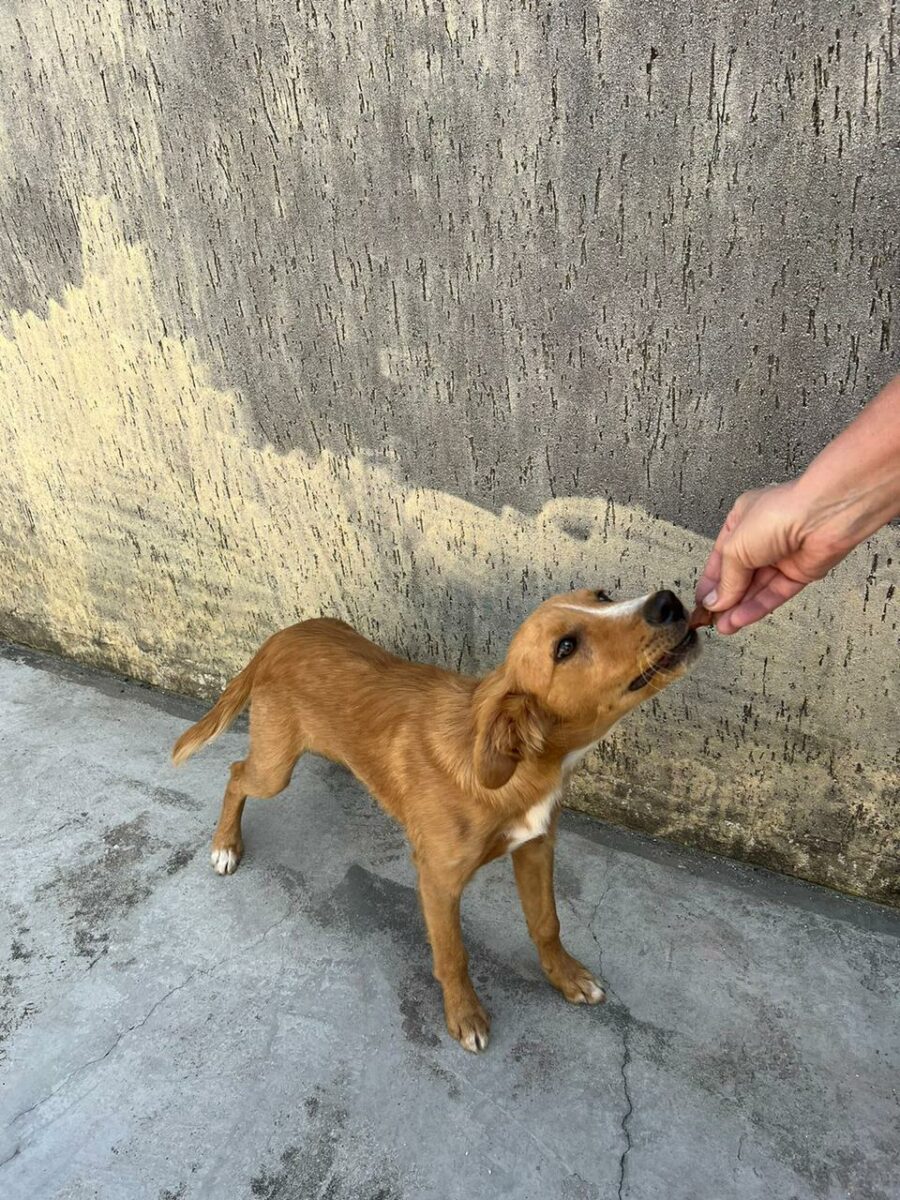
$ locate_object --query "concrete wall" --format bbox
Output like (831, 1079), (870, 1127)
(1, 2), (897, 903)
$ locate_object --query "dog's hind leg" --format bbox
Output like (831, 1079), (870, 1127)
(210, 696), (304, 875)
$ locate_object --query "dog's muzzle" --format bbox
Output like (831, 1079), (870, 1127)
(627, 627), (698, 692)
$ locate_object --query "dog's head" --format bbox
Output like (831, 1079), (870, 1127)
(473, 588), (699, 789)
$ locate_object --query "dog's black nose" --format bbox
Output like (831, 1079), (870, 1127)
(644, 590), (685, 626)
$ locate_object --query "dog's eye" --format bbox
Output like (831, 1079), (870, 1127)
(595, 590), (612, 602)
(555, 635), (578, 661)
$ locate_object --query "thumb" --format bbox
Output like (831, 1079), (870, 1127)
(702, 539), (755, 612)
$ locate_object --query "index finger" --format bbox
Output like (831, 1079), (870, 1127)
(715, 573), (806, 634)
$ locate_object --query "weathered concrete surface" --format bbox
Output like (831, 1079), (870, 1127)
(1, 646), (899, 1200)
(0, 2), (899, 902)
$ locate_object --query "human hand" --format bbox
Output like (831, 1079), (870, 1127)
(695, 482), (852, 635)
(696, 375), (900, 634)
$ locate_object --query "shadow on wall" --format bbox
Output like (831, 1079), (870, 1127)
(1, 198), (898, 903)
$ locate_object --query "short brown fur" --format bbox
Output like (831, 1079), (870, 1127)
(173, 587), (698, 1051)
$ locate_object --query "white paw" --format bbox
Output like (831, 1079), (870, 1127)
(461, 1027), (489, 1053)
(211, 847), (240, 875)
(562, 972), (607, 1005)
(583, 979), (606, 1005)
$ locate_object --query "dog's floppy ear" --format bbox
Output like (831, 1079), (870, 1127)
(474, 688), (553, 790)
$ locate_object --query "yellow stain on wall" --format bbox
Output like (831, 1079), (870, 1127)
(1, 197), (897, 896)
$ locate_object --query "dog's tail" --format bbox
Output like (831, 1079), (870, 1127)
(171, 660), (256, 766)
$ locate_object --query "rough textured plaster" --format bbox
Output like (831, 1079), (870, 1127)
(0, 1), (897, 528)
(1, 199), (897, 903)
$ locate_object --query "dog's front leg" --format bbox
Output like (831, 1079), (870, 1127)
(417, 865), (490, 1053)
(512, 835), (606, 1005)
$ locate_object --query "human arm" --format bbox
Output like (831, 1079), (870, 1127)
(695, 373), (900, 634)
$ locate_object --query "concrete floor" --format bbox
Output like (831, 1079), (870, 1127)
(0, 645), (898, 1200)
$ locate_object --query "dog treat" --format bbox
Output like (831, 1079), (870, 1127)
(688, 603), (715, 629)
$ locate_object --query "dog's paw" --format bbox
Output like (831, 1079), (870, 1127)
(545, 952), (607, 1005)
(445, 999), (491, 1053)
(560, 969), (606, 1005)
(210, 845), (241, 875)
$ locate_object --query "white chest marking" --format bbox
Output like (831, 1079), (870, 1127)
(505, 789), (561, 852)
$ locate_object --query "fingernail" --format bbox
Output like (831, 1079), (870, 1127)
(701, 589), (717, 607)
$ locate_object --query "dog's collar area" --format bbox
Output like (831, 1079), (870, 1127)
(627, 628), (697, 692)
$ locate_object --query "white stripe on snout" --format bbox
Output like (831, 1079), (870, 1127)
(556, 594), (650, 620)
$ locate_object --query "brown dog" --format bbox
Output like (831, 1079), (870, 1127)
(172, 587), (698, 1051)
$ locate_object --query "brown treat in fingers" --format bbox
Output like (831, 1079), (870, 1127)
(688, 603), (715, 629)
